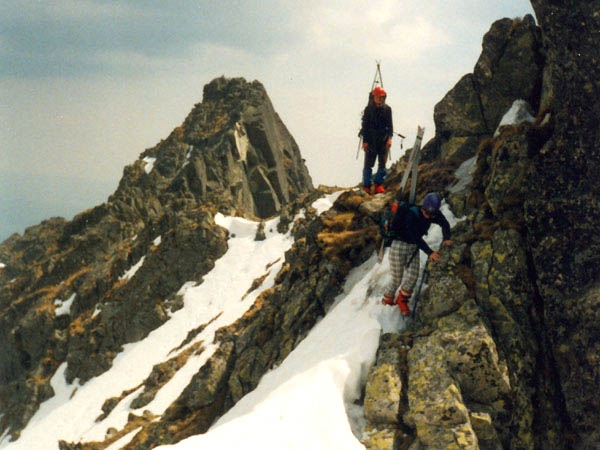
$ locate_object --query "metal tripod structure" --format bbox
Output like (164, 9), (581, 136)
(356, 61), (384, 159)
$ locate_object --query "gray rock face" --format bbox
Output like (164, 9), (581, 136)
(526, 0), (600, 445)
(155, 76), (313, 219)
(425, 15), (543, 163)
(0, 76), (314, 442)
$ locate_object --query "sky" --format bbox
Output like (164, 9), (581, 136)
(0, 192), (459, 450)
(0, 0), (535, 241)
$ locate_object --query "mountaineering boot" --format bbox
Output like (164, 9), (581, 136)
(381, 293), (394, 306)
(363, 186), (373, 195)
(374, 184), (385, 194)
(396, 291), (411, 316)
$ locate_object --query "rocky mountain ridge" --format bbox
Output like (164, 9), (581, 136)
(0, 77), (313, 442)
(1, 1), (599, 449)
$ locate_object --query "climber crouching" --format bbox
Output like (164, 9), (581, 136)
(382, 192), (453, 316)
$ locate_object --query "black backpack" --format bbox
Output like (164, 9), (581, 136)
(380, 199), (418, 247)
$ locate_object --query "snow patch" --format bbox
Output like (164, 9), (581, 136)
(182, 145), (194, 168)
(448, 156), (477, 194)
(105, 428), (143, 450)
(119, 256), (146, 281)
(142, 157), (156, 174)
(54, 293), (76, 316)
(494, 99), (534, 136)
(312, 190), (345, 215)
(154, 254), (398, 450)
(234, 122), (249, 162)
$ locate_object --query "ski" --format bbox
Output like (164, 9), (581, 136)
(409, 126), (424, 203)
(397, 126), (424, 202)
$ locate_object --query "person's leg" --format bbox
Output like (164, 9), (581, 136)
(382, 240), (403, 304)
(363, 149), (377, 191)
(396, 244), (419, 315)
(373, 146), (387, 187)
(400, 246), (420, 294)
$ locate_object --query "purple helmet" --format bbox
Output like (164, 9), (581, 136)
(422, 192), (442, 214)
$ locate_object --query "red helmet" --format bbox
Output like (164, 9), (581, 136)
(372, 86), (387, 97)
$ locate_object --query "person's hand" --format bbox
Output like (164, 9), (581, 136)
(442, 240), (453, 247)
(362, 142), (369, 151)
(386, 138), (392, 148)
(429, 251), (441, 261)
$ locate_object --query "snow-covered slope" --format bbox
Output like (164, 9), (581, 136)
(0, 193), (457, 450)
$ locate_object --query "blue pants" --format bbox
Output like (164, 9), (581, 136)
(363, 147), (387, 187)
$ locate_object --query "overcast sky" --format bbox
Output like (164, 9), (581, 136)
(0, 1), (535, 241)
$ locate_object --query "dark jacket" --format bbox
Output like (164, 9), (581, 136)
(391, 205), (451, 255)
(360, 104), (393, 149)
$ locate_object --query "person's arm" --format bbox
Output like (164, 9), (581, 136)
(406, 212), (433, 255)
(361, 107), (371, 150)
(433, 213), (451, 242)
(429, 213), (453, 261)
(386, 106), (393, 147)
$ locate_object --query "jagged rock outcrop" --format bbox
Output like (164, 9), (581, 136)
(423, 15), (543, 163)
(0, 77), (313, 441)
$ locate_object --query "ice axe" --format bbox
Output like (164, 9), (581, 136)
(410, 262), (429, 319)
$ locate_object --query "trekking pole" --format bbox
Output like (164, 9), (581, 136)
(390, 132), (405, 162)
(356, 136), (363, 160)
(410, 262), (429, 319)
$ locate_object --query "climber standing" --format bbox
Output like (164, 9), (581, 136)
(382, 192), (453, 316)
(359, 86), (393, 194)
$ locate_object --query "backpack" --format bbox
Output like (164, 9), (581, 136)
(379, 200), (418, 248)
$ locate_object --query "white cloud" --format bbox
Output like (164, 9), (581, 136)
(305, 2), (449, 63)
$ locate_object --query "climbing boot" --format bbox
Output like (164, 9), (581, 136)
(396, 292), (411, 316)
(363, 186), (373, 195)
(374, 184), (385, 194)
(381, 294), (394, 306)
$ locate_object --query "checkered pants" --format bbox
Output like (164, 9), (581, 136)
(384, 240), (420, 297)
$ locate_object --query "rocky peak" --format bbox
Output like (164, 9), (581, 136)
(116, 76), (314, 220)
(0, 76), (314, 442)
